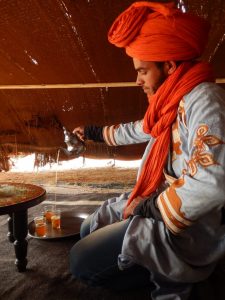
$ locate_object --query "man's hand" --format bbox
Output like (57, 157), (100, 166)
(73, 126), (85, 142)
(124, 196), (146, 218)
(132, 192), (162, 220)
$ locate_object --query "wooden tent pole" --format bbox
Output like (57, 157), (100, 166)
(0, 82), (137, 89)
(0, 79), (224, 89)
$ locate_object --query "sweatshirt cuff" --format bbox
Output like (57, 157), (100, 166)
(84, 126), (104, 142)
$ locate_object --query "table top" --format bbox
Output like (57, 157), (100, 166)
(0, 182), (46, 215)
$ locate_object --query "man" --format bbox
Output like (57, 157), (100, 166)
(70, 2), (225, 299)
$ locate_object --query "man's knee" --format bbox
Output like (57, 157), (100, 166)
(70, 239), (105, 287)
(70, 240), (89, 280)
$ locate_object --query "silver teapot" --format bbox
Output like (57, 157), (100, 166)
(62, 126), (86, 157)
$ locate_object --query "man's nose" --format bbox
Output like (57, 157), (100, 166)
(136, 74), (143, 86)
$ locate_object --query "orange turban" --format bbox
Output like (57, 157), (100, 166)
(108, 1), (210, 61)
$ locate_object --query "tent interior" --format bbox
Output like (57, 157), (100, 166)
(0, 0), (225, 169)
(0, 1), (225, 299)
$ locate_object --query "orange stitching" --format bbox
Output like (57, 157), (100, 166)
(187, 125), (224, 176)
(172, 119), (182, 161)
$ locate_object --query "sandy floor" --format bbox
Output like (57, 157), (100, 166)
(0, 167), (138, 194)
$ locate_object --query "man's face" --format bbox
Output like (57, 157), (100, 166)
(133, 58), (168, 96)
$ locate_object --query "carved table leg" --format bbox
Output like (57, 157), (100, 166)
(13, 210), (28, 272)
(7, 213), (15, 243)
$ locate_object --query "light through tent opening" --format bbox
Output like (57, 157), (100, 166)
(8, 154), (141, 172)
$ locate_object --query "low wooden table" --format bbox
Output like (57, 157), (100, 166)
(0, 182), (46, 272)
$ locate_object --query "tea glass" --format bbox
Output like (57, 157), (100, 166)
(34, 216), (46, 237)
(51, 209), (61, 230)
(43, 205), (55, 223)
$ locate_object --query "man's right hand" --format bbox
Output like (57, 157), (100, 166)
(73, 126), (85, 142)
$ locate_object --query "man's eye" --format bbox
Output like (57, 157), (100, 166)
(139, 70), (147, 75)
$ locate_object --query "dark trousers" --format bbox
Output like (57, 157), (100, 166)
(69, 215), (151, 291)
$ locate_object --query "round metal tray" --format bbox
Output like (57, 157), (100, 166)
(28, 211), (86, 239)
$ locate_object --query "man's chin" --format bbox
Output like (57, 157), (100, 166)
(141, 87), (154, 96)
(142, 88), (149, 94)
(145, 90), (154, 96)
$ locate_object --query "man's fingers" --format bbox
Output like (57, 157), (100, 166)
(73, 131), (84, 141)
(73, 127), (85, 141)
(78, 134), (84, 142)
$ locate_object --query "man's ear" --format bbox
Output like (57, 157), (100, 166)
(164, 61), (177, 75)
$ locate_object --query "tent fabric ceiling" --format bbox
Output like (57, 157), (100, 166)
(0, 0), (225, 170)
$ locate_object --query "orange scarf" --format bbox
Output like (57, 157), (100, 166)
(124, 61), (214, 218)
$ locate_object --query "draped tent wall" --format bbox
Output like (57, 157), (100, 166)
(0, 0), (225, 170)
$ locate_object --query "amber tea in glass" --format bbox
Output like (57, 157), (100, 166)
(34, 216), (46, 237)
(51, 209), (61, 230)
(43, 205), (55, 223)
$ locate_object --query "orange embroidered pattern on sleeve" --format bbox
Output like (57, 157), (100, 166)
(157, 176), (193, 234)
(187, 124), (224, 176)
(158, 124), (224, 235)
